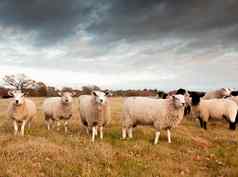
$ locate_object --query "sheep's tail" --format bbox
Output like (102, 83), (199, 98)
(229, 110), (238, 130)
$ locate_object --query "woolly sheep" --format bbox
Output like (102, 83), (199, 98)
(79, 90), (111, 142)
(227, 96), (238, 105)
(191, 95), (238, 130)
(7, 90), (37, 136)
(121, 95), (185, 144)
(203, 88), (231, 100)
(43, 92), (75, 133)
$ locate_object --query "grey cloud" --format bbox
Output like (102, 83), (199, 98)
(0, 0), (102, 45)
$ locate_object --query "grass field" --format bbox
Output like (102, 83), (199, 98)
(0, 97), (237, 177)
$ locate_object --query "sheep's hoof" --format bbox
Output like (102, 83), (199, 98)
(229, 122), (236, 130)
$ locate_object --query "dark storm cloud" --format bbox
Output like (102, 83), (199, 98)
(88, 0), (238, 45)
(0, 0), (238, 46)
(0, 0), (103, 45)
(0, 0), (238, 89)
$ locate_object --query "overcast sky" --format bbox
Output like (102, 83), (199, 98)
(0, 0), (238, 90)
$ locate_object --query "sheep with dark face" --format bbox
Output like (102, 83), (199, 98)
(188, 91), (206, 98)
(79, 91), (111, 142)
(176, 88), (191, 116)
(43, 92), (75, 133)
(122, 95), (186, 144)
(191, 94), (238, 130)
(7, 90), (37, 136)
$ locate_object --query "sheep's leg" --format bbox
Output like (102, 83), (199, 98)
(20, 120), (27, 136)
(92, 126), (97, 142)
(203, 121), (207, 130)
(198, 117), (203, 128)
(27, 121), (31, 129)
(128, 127), (133, 139)
(56, 121), (61, 131)
(45, 116), (51, 130)
(122, 128), (127, 139)
(99, 126), (103, 139)
(167, 129), (171, 143)
(13, 120), (18, 135)
(64, 121), (68, 133)
(46, 120), (51, 130)
(95, 126), (98, 136)
(86, 127), (90, 135)
(154, 131), (160, 145)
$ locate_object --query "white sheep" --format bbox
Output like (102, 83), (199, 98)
(203, 88), (231, 100)
(43, 92), (75, 133)
(79, 91), (111, 142)
(191, 95), (238, 130)
(7, 90), (37, 136)
(227, 96), (238, 105)
(121, 95), (185, 144)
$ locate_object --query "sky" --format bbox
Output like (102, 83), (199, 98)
(0, 0), (238, 91)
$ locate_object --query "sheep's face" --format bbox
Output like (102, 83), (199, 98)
(92, 91), (111, 105)
(58, 92), (74, 104)
(9, 90), (25, 105)
(221, 88), (231, 97)
(172, 94), (185, 108)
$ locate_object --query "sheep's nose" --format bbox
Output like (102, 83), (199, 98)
(100, 99), (103, 103)
(16, 100), (19, 104)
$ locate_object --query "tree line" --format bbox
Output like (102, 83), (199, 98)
(0, 74), (161, 98)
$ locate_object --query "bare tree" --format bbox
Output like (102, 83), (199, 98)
(2, 74), (36, 91)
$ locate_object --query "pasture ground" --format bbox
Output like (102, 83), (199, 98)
(0, 97), (237, 177)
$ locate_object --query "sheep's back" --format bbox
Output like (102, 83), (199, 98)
(203, 99), (237, 120)
(123, 97), (168, 125)
(79, 95), (97, 126)
(43, 97), (61, 116)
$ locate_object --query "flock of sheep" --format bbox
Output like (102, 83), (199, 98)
(6, 87), (238, 144)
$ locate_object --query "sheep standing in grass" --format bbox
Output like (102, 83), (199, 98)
(7, 90), (37, 136)
(79, 91), (111, 142)
(203, 88), (231, 99)
(43, 92), (75, 133)
(191, 94), (238, 130)
(122, 95), (186, 144)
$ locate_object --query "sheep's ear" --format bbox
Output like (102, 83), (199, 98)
(221, 88), (227, 91)
(71, 92), (77, 97)
(91, 91), (97, 96)
(57, 92), (62, 96)
(8, 90), (13, 96)
(105, 91), (112, 97)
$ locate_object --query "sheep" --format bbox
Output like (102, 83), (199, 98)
(43, 91), (75, 133)
(121, 95), (186, 144)
(79, 90), (111, 142)
(203, 88), (231, 100)
(227, 96), (238, 105)
(191, 94), (238, 130)
(7, 90), (37, 136)
(176, 88), (191, 116)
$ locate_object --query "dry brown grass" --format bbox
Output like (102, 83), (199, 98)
(0, 97), (237, 177)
